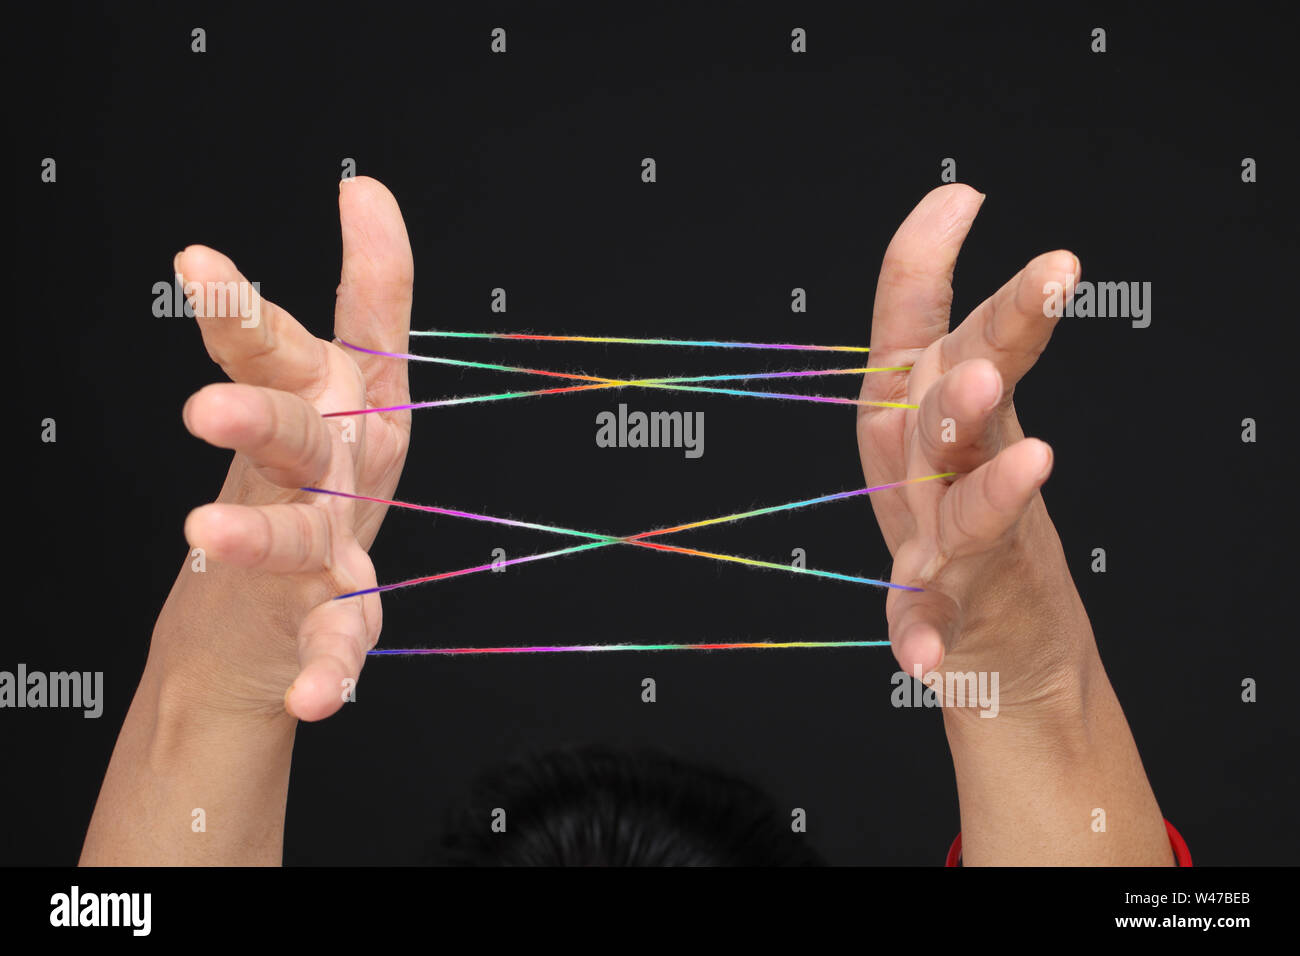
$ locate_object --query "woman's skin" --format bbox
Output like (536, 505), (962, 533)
(79, 178), (1173, 866)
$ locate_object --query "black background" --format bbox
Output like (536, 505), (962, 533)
(10, 1), (1297, 866)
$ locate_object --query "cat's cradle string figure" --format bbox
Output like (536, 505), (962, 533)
(314, 329), (931, 655)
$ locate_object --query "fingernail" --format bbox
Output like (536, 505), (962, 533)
(283, 684), (296, 717)
(978, 367), (1003, 413)
(1036, 442), (1054, 481)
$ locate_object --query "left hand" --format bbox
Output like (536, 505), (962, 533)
(162, 176), (414, 723)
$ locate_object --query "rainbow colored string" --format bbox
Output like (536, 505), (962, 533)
(329, 340), (914, 416)
(408, 329), (873, 352)
(369, 641), (891, 656)
(319, 329), (923, 655)
(305, 474), (949, 600)
(302, 474), (951, 655)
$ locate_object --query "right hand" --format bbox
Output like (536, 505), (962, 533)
(857, 184), (1091, 713)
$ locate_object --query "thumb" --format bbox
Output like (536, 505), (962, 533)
(333, 176), (415, 411)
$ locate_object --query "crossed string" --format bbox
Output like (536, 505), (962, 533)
(303, 473), (950, 654)
(326, 335), (918, 417)
(307, 330), (924, 654)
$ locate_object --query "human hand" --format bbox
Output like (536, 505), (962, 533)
(157, 176), (413, 723)
(859, 184), (1091, 713)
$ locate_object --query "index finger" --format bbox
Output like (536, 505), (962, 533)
(939, 250), (1080, 394)
(176, 245), (328, 394)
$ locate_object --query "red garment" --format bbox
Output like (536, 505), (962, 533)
(945, 818), (1192, 866)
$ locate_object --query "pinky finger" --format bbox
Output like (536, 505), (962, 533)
(285, 593), (379, 722)
(885, 576), (961, 677)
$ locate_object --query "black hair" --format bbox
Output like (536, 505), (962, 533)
(428, 745), (824, 866)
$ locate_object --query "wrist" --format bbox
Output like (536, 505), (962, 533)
(939, 649), (1171, 865)
(939, 602), (1104, 754)
(148, 555), (312, 721)
(140, 654), (297, 768)
(80, 631), (297, 866)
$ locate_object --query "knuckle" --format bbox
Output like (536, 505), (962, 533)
(288, 507), (319, 571)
